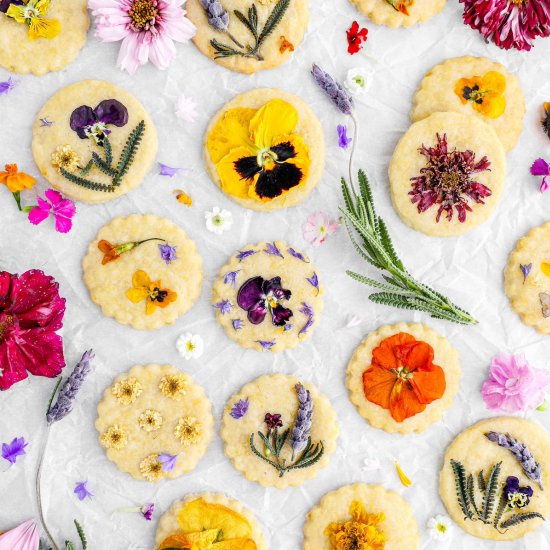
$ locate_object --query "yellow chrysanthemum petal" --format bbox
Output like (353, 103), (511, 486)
(541, 262), (550, 277)
(249, 99), (298, 150)
(126, 287), (148, 303)
(132, 269), (151, 289)
(395, 461), (412, 487)
(27, 16), (60, 40)
(482, 71), (506, 95)
(216, 145), (258, 199)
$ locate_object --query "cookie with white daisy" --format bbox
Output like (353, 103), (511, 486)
(95, 364), (214, 482)
(349, 0), (445, 28)
(211, 240), (324, 352)
(82, 214), (203, 331)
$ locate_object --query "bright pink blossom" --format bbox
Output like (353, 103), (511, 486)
(531, 158), (550, 193)
(302, 212), (339, 247)
(28, 189), (75, 233)
(0, 519), (39, 550)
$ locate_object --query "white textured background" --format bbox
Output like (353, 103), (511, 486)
(1, 1), (550, 549)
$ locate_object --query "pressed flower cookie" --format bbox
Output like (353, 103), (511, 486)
(82, 214), (202, 331)
(186, 0), (308, 74)
(221, 374), (339, 489)
(346, 322), (460, 434)
(204, 88), (325, 211)
(440, 417), (550, 541)
(155, 493), (266, 550)
(504, 220), (550, 334)
(0, 0), (89, 75)
(389, 111), (506, 237)
(95, 364), (213, 482)
(349, 0), (445, 28)
(411, 56), (525, 151)
(303, 483), (419, 550)
(212, 240), (323, 352)
(32, 80), (158, 204)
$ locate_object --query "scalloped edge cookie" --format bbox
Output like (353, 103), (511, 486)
(349, 0), (445, 28)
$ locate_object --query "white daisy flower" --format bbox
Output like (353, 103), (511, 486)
(176, 333), (204, 360)
(175, 94), (199, 123)
(427, 514), (453, 541)
(205, 207), (233, 235)
(345, 66), (374, 96)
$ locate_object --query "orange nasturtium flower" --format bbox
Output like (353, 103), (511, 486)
(362, 333), (446, 422)
(126, 270), (177, 315)
(98, 238), (164, 265)
(385, 0), (413, 15)
(279, 35), (294, 53)
(0, 164), (36, 193)
(454, 71), (506, 119)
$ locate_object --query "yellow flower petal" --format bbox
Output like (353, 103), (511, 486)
(395, 461), (412, 487)
(132, 269), (151, 289)
(249, 99), (298, 150)
(35, 0), (52, 15)
(541, 262), (550, 277)
(28, 16), (61, 40)
(145, 299), (157, 315)
(216, 145), (259, 199)
(474, 92), (506, 119)
(482, 71), (506, 95)
(5, 4), (26, 23)
(126, 287), (148, 303)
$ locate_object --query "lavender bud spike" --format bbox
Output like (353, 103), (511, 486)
(311, 64), (354, 116)
(290, 383), (313, 460)
(200, 0), (229, 31)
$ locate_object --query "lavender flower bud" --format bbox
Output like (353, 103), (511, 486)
(290, 383), (313, 459)
(200, 0), (229, 31)
(311, 64), (354, 115)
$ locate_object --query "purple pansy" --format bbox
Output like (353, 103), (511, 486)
(520, 263), (532, 284)
(531, 158), (550, 193)
(337, 124), (352, 149)
(232, 319), (244, 331)
(504, 476), (533, 509)
(141, 503), (155, 521)
(70, 99), (128, 145)
(264, 242), (283, 258)
(214, 299), (232, 315)
(0, 76), (16, 96)
(230, 398), (249, 419)
(1, 437), (27, 465)
(158, 163), (183, 177)
(159, 243), (177, 264)
(307, 273), (319, 293)
(288, 248), (309, 263)
(158, 453), (177, 472)
(74, 481), (93, 501)
(257, 340), (275, 350)
(39, 117), (54, 127)
(224, 270), (241, 288)
(236, 250), (257, 262)
(0, 0), (22, 12)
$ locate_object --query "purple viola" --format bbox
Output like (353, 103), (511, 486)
(504, 476), (533, 509)
(70, 99), (128, 145)
(237, 276), (293, 327)
(0, 0), (22, 13)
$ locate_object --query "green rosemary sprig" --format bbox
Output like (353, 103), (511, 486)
(74, 520), (87, 550)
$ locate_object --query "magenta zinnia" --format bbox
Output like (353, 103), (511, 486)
(409, 133), (492, 223)
(460, 0), (550, 51)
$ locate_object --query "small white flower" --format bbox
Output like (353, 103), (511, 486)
(361, 457), (381, 471)
(205, 207), (233, 235)
(176, 333), (204, 360)
(175, 94), (199, 123)
(345, 67), (374, 96)
(427, 514), (453, 541)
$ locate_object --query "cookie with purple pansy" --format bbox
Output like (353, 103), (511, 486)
(211, 241), (324, 352)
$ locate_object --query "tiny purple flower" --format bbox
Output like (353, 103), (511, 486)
(214, 299), (232, 314)
(337, 124), (352, 149)
(158, 453), (178, 472)
(230, 397), (250, 419)
(307, 273), (319, 293)
(300, 302), (315, 317)
(158, 163), (184, 177)
(224, 270), (241, 288)
(39, 117), (54, 127)
(0, 77), (16, 96)
(531, 158), (550, 193)
(232, 319), (244, 331)
(284, 323), (293, 331)
(520, 263), (532, 284)
(236, 250), (257, 262)
(299, 316), (314, 335)
(288, 248), (309, 262)
(141, 503), (155, 521)
(264, 242), (283, 258)
(257, 340), (275, 350)
(159, 243), (177, 264)
(74, 481), (93, 501)
(1, 437), (27, 465)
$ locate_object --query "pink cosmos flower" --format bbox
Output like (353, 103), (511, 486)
(482, 353), (550, 414)
(28, 189), (75, 234)
(0, 519), (39, 550)
(302, 211), (339, 247)
(531, 158), (550, 193)
(89, 0), (196, 74)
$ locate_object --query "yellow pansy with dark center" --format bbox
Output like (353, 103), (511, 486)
(128, 0), (159, 31)
(454, 71), (506, 119)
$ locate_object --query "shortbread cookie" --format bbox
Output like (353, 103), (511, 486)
(155, 493), (266, 549)
(32, 80), (158, 203)
(303, 483), (419, 550)
(411, 56), (525, 151)
(349, 0), (445, 28)
(212, 241), (323, 352)
(346, 322), (460, 434)
(82, 215), (202, 330)
(221, 374), (338, 489)
(504, 220), (550, 334)
(95, 365), (213, 482)
(186, 0), (308, 74)
(205, 88), (325, 211)
(389, 112), (506, 237)
(440, 417), (550, 541)
(0, 0), (89, 75)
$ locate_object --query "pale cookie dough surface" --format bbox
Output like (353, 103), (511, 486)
(504, 220), (550, 334)
(346, 322), (461, 434)
(303, 483), (419, 550)
(440, 417), (550, 541)
(212, 240), (324, 352)
(32, 80), (158, 204)
(187, 0), (308, 74)
(349, 0), (445, 28)
(204, 88), (325, 211)
(95, 365), (214, 482)
(389, 112), (506, 237)
(411, 56), (525, 152)
(155, 493), (266, 549)
(82, 214), (203, 330)
(0, 0), (89, 75)
(221, 374), (339, 489)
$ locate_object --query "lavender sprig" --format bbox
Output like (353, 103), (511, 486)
(290, 384), (313, 459)
(311, 64), (354, 115)
(200, 0), (244, 47)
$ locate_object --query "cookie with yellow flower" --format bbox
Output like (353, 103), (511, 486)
(82, 215), (203, 330)
(155, 493), (266, 550)
(303, 483), (419, 549)
(32, 80), (158, 204)
(346, 323), (461, 434)
(0, 0), (89, 75)
(95, 364), (214, 482)
(411, 56), (525, 151)
(205, 88), (325, 211)
(349, 0), (445, 28)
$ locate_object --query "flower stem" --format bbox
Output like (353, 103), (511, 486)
(349, 112), (359, 194)
(136, 238), (165, 246)
(12, 191), (22, 211)
(226, 30), (244, 48)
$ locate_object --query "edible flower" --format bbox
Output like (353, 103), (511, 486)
(454, 71), (506, 118)
(27, 189), (76, 234)
(70, 99), (128, 145)
(303, 211), (339, 246)
(174, 189), (192, 206)
(0, 77), (16, 96)
(205, 206), (233, 234)
(74, 480), (93, 501)
(115, 502), (155, 521)
(98, 238), (164, 265)
(125, 270), (177, 315)
(51, 145), (81, 174)
(520, 263), (532, 283)
(384, 0), (413, 15)
(158, 453), (177, 472)
(264, 412), (283, 431)
(346, 20), (368, 55)
(395, 460), (412, 487)
(6, 0), (60, 40)
(337, 124), (352, 149)
(230, 397), (249, 419)
(0, 164), (36, 205)
(279, 35), (294, 53)
(176, 332), (204, 360)
(1, 436), (27, 464)
(0, 519), (39, 549)
(345, 67), (373, 96)
(175, 93), (199, 123)
(531, 158), (550, 193)
(427, 514), (452, 541)
(504, 476), (533, 509)
(158, 243), (177, 264)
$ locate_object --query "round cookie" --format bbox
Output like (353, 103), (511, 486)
(440, 417), (550, 541)
(303, 483), (419, 550)
(346, 322), (461, 434)
(212, 240), (323, 352)
(95, 364), (214, 482)
(82, 215), (203, 331)
(204, 88), (325, 211)
(32, 80), (158, 203)
(221, 374), (339, 489)
(186, 0), (308, 74)
(155, 493), (266, 549)
(349, 0), (445, 28)
(411, 56), (525, 152)
(389, 111), (506, 237)
(0, 0), (89, 75)
(504, 220), (550, 334)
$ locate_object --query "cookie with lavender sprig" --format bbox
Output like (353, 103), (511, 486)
(349, 0), (445, 28)
(440, 417), (550, 540)
(389, 111), (506, 237)
(221, 374), (339, 489)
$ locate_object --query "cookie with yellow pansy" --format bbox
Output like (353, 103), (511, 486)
(411, 56), (525, 152)
(204, 88), (325, 211)
(349, 0), (445, 28)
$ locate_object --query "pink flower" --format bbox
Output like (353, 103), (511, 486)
(302, 212), (339, 247)
(482, 354), (550, 414)
(89, 0), (196, 75)
(531, 158), (550, 193)
(28, 189), (75, 233)
(0, 519), (39, 550)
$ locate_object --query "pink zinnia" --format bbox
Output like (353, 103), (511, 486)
(302, 211), (339, 247)
(482, 353), (550, 413)
(89, 0), (196, 74)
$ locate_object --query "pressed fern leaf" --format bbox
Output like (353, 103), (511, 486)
(451, 459), (474, 520)
(60, 168), (114, 193)
(478, 469), (487, 493)
(467, 474), (481, 517)
(500, 512), (545, 529)
(114, 120), (145, 185)
(74, 519), (87, 550)
(103, 137), (113, 166)
(493, 492), (508, 529)
(258, 0), (290, 45)
(481, 462), (502, 522)
(91, 152), (118, 177)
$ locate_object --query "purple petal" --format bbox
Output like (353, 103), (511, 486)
(307, 273), (319, 290)
(256, 340), (275, 350)
(158, 163), (183, 177)
(299, 316), (314, 335)
(70, 105), (96, 136)
(247, 300), (268, 325)
(158, 453), (177, 472)
(263, 277), (291, 301)
(1, 437), (27, 464)
(288, 248), (309, 262)
(95, 99), (128, 127)
(271, 304), (293, 326)
(264, 242), (283, 258)
(520, 263), (532, 283)
(299, 302), (314, 317)
(214, 299), (232, 315)
(232, 319), (244, 331)
(531, 158), (550, 176)
(230, 397), (249, 419)
(236, 250), (257, 262)
(159, 243), (177, 264)
(337, 124), (352, 149)
(223, 270), (241, 288)
(237, 276), (264, 310)
(39, 117), (54, 127)
(74, 481), (93, 501)
(0, 77), (16, 95)
(141, 503), (154, 521)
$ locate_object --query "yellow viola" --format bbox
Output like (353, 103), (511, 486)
(207, 99), (310, 202)
(454, 71), (506, 119)
(6, 0), (60, 40)
(125, 270), (177, 315)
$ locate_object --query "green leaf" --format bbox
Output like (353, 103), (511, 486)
(368, 292), (418, 311)
(377, 218), (404, 271)
(60, 168), (115, 193)
(493, 492), (507, 529)
(249, 4), (258, 31)
(65, 542), (75, 550)
(249, 434), (280, 470)
(467, 474), (480, 518)
(103, 137), (113, 166)
(274, 428), (289, 457)
(481, 462), (501, 522)
(80, 158), (94, 176)
(500, 512), (545, 529)
(347, 271), (405, 293)
(451, 459), (474, 520)
(257, 431), (276, 456)
(114, 120), (145, 185)
(210, 38), (242, 58)
(74, 520), (87, 550)
(258, 0), (290, 46)
(234, 9), (256, 36)
(92, 152), (118, 177)
(478, 470), (486, 492)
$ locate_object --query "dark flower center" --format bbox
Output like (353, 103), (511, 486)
(462, 84), (486, 104)
(150, 287), (168, 303)
(129, 0), (159, 31)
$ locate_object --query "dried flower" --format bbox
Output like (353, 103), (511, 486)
(126, 270), (177, 315)
(230, 398), (250, 419)
(40, 117), (54, 127)
(100, 425), (128, 450)
(337, 124), (352, 149)
(98, 237), (163, 265)
(176, 332), (204, 360)
(205, 207), (233, 234)
(236, 250), (257, 262)
(139, 454), (164, 481)
(345, 67), (373, 96)
(174, 189), (193, 206)
(303, 212), (339, 246)
(74, 481), (93, 501)
(531, 158), (550, 193)
(288, 248), (308, 262)
(158, 163), (185, 177)
(112, 377), (143, 405)
(503, 476), (533, 509)
(311, 64), (354, 115)
(158, 243), (177, 264)
(346, 20), (368, 55)
(520, 263), (532, 283)
(51, 145), (81, 174)
(214, 299), (232, 315)
(28, 189), (76, 234)
(175, 93), (199, 123)
(306, 273), (320, 293)
(224, 270), (241, 288)
(158, 373), (188, 400)
(427, 514), (452, 541)
(138, 409), (163, 432)
(290, 383), (313, 459)
(158, 453), (177, 472)
(0, 163), (36, 194)
(264, 242), (283, 257)
(232, 319), (244, 331)
(200, 0), (229, 31)
(174, 416), (202, 445)
(542, 103), (550, 140)
(257, 340), (275, 350)
(2, 436), (27, 465)
(264, 413), (283, 430)
(0, 76), (16, 96)
(115, 501), (156, 519)
(395, 461), (412, 487)
(279, 35), (294, 53)
(0, 520), (39, 548)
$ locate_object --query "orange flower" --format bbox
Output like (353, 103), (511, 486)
(174, 189), (192, 207)
(0, 164), (36, 193)
(98, 238), (164, 265)
(362, 332), (446, 422)
(279, 35), (294, 53)
(126, 270), (177, 315)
